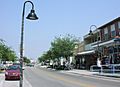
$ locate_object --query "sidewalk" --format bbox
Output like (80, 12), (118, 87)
(95, 72), (120, 78)
(39, 65), (120, 78)
(0, 73), (32, 87)
(60, 69), (120, 78)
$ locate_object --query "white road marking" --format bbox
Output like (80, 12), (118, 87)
(23, 76), (33, 87)
(0, 73), (5, 87)
(4, 81), (19, 87)
(0, 79), (4, 87)
(0, 73), (19, 87)
(0, 73), (33, 87)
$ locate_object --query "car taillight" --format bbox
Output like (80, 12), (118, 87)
(16, 73), (20, 76)
(18, 73), (20, 76)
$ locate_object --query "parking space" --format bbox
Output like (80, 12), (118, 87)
(0, 72), (32, 87)
(0, 73), (19, 87)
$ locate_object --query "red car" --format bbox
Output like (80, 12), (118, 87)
(5, 65), (20, 80)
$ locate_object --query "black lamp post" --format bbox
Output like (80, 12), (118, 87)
(89, 25), (99, 56)
(19, 1), (38, 87)
(89, 25), (101, 66)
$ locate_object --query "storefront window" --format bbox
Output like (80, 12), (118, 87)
(109, 46), (114, 53)
(114, 47), (117, 52)
(113, 53), (120, 64)
(118, 45), (120, 52)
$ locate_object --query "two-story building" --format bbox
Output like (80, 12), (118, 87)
(75, 29), (100, 70)
(97, 17), (120, 65)
(75, 17), (120, 70)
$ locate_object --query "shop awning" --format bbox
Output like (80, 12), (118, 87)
(77, 50), (95, 55)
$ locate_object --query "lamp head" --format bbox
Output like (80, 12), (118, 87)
(89, 29), (93, 35)
(26, 9), (38, 20)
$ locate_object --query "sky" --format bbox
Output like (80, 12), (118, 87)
(0, 0), (120, 60)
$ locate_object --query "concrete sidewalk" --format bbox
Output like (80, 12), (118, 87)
(95, 72), (120, 78)
(0, 73), (32, 87)
(39, 65), (120, 78)
(60, 69), (120, 78)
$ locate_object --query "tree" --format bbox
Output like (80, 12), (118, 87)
(51, 34), (80, 60)
(0, 39), (17, 62)
(38, 34), (80, 62)
(0, 39), (5, 60)
(23, 57), (30, 64)
(38, 51), (50, 62)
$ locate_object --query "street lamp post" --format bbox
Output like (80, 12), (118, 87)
(89, 25), (102, 73)
(19, 1), (38, 87)
(89, 25), (99, 56)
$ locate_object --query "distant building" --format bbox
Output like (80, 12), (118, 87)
(30, 59), (36, 64)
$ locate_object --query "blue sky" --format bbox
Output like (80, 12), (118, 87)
(0, 0), (120, 59)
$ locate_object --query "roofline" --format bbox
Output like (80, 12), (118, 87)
(98, 17), (120, 29)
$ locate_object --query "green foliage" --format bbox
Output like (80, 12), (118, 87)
(38, 50), (53, 63)
(38, 34), (80, 62)
(0, 39), (17, 62)
(38, 56), (45, 63)
(23, 56), (30, 64)
(51, 34), (79, 60)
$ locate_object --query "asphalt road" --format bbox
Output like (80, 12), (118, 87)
(24, 67), (120, 87)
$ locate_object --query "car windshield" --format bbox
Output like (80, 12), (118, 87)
(7, 65), (19, 70)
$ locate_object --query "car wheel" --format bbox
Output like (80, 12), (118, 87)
(5, 78), (7, 80)
(5, 76), (8, 80)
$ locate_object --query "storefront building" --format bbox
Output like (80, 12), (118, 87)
(75, 29), (99, 70)
(75, 17), (120, 70)
(97, 17), (120, 65)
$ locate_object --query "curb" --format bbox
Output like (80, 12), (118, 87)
(60, 70), (120, 78)
(39, 67), (120, 78)
(94, 74), (120, 78)
(72, 72), (120, 78)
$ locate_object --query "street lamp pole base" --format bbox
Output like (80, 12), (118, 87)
(19, 77), (23, 87)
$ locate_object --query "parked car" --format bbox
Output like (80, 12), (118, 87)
(5, 65), (20, 80)
(0, 64), (6, 71)
(26, 63), (34, 67)
(13, 63), (25, 70)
